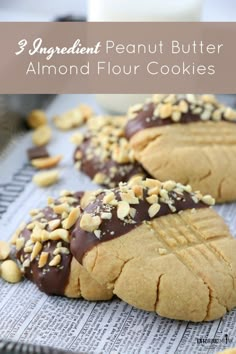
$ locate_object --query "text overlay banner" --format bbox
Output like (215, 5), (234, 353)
(0, 22), (235, 93)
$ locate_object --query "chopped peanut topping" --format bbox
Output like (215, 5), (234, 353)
(162, 180), (176, 191)
(201, 195), (215, 206)
(146, 195), (158, 204)
(73, 115), (145, 188)
(33, 170), (59, 187)
(53, 203), (70, 215)
(0, 241), (10, 261)
(38, 252), (49, 268)
(103, 192), (116, 204)
(54, 104), (93, 130)
(1, 260), (22, 283)
(53, 247), (70, 256)
(117, 201), (130, 220)
(94, 230), (102, 239)
(27, 109), (47, 129)
(80, 214), (102, 232)
(32, 125), (52, 146)
(159, 248), (168, 255)
(15, 237), (25, 251)
(132, 185), (144, 199)
(31, 241), (43, 261)
(70, 132), (84, 145)
(48, 219), (61, 231)
(148, 203), (161, 218)
(31, 225), (44, 242)
(49, 229), (70, 243)
(62, 207), (81, 229)
(49, 254), (61, 267)
(11, 222), (26, 245)
(128, 94), (236, 123)
(78, 179), (215, 242)
(101, 212), (112, 220)
(93, 173), (107, 185)
(31, 155), (62, 169)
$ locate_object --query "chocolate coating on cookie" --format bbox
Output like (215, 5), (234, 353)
(19, 229), (71, 295)
(125, 94), (236, 139)
(71, 179), (213, 263)
(73, 116), (149, 188)
(74, 138), (147, 187)
(15, 191), (84, 296)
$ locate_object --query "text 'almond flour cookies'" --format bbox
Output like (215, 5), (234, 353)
(125, 94), (236, 203)
(71, 178), (236, 322)
(72, 116), (148, 188)
(12, 191), (112, 301)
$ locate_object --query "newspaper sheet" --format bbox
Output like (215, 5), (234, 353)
(0, 94), (236, 354)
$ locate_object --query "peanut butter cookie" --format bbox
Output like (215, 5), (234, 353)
(71, 178), (236, 321)
(73, 116), (148, 188)
(125, 94), (236, 203)
(13, 191), (112, 301)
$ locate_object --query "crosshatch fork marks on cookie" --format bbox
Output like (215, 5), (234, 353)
(132, 122), (236, 202)
(151, 209), (235, 318)
(82, 206), (236, 322)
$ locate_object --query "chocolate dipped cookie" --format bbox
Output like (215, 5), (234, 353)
(125, 94), (236, 203)
(71, 178), (236, 322)
(73, 115), (148, 188)
(13, 190), (112, 300)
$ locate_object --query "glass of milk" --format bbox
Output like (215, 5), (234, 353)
(88, 0), (204, 113)
(88, 0), (203, 22)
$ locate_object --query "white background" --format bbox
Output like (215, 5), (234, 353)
(0, 0), (235, 21)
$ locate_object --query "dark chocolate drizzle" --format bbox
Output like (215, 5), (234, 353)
(74, 137), (149, 187)
(125, 102), (236, 139)
(71, 189), (208, 264)
(16, 192), (84, 296)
